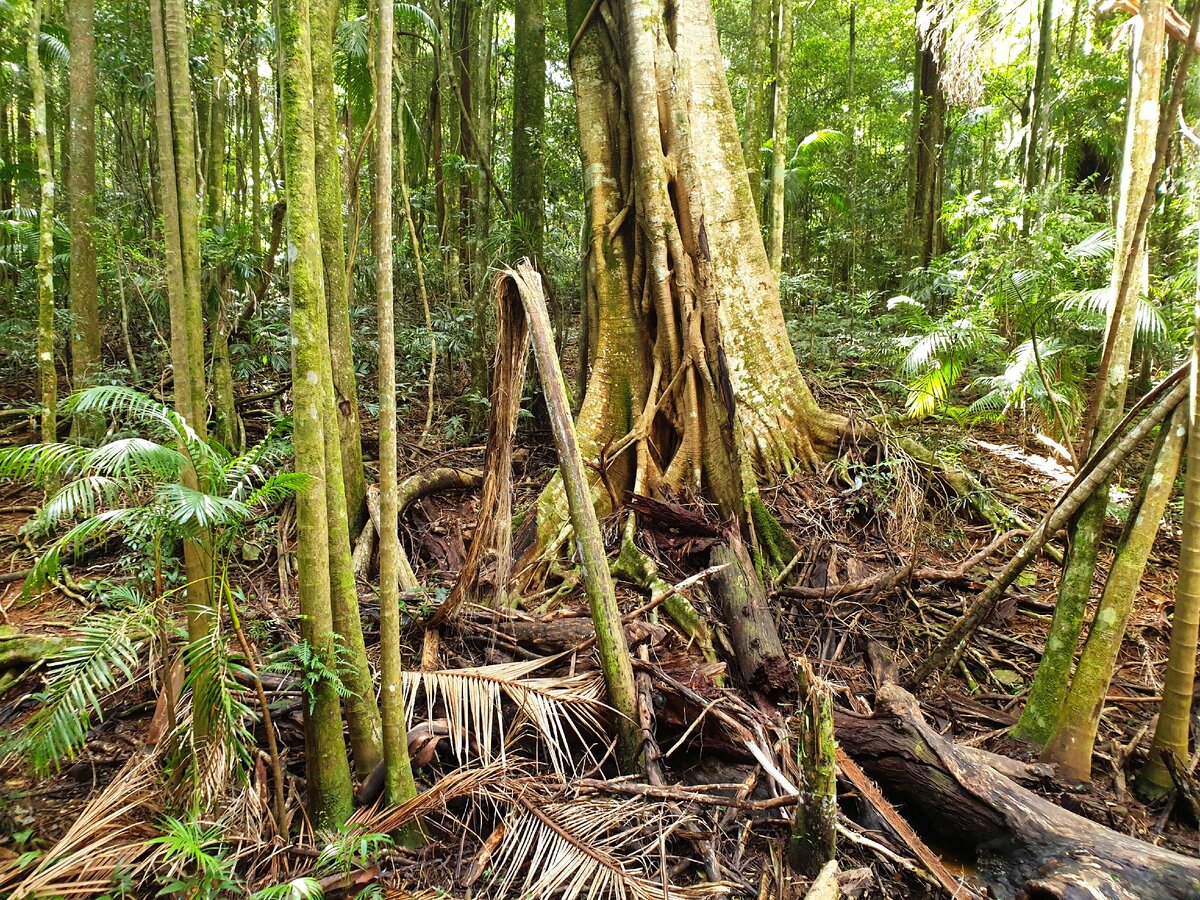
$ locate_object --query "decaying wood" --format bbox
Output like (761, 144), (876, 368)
(438, 265), (532, 618)
(837, 682), (1200, 898)
(708, 536), (790, 697)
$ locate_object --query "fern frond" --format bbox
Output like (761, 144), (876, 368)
(1067, 226), (1115, 260)
(905, 356), (963, 420)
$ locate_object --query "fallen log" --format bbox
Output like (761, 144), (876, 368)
(836, 682), (1200, 899)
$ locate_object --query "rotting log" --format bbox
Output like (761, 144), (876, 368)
(709, 536), (790, 697)
(836, 682), (1200, 899)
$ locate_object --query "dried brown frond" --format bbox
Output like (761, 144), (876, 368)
(482, 791), (729, 900)
(403, 657), (609, 775)
(1, 751), (166, 899)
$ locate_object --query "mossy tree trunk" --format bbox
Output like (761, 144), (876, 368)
(375, 0), (419, 809)
(308, 0), (381, 778)
(66, 0), (101, 441)
(1139, 190), (1200, 799)
(312, 0), (366, 525)
(1042, 405), (1187, 781)
(1013, 1), (1165, 746)
(279, 0), (354, 829)
(28, 0), (56, 447)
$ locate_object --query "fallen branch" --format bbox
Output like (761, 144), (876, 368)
(910, 372), (1189, 686)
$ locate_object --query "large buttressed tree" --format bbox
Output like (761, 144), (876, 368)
(551, 0), (843, 544)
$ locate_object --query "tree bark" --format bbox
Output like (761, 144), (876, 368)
(67, 0), (101, 440)
(540, 0), (844, 561)
(512, 0), (545, 265)
(1043, 405), (1187, 780)
(28, 0), (56, 447)
(279, 0), (354, 828)
(741, 0), (772, 217)
(375, 0), (419, 810)
(312, 0), (366, 525)
(1140, 164), (1200, 798)
(766, 0), (793, 276)
(1014, 0), (1167, 745)
(838, 683), (1200, 899)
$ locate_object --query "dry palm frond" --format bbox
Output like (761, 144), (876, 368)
(484, 793), (728, 900)
(1, 751), (166, 898)
(348, 761), (515, 836)
(402, 657), (609, 775)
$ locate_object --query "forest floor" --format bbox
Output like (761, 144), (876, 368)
(0, 374), (1197, 897)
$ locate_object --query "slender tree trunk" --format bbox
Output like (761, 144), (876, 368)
(910, 0), (946, 266)
(205, 0), (226, 223)
(766, 0), (793, 276)
(67, 0), (101, 440)
(28, 0), (56, 446)
(279, 0), (354, 829)
(285, 0), (382, 778)
(742, 0), (772, 217)
(1042, 405), (1187, 781)
(1139, 175), (1200, 798)
(512, 0), (545, 265)
(163, 0), (208, 430)
(375, 0), (419, 810)
(1013, 2), (1166, 745)
(1024, 0), (1054, 202)
(312, 0), (366, 525)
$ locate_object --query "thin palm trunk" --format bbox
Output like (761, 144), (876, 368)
(67, 0), (100, 440)
(766, 0), (793, 276)
(1042, 404), (1187, 780)
(1014, 0), (1166, 745)
(376, 0), (419, 810)
(1139, 168), (1200, 798)
(28, 0), (56, 447)
(279, 0), (354, 828)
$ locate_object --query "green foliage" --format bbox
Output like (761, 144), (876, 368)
(265, 638), (355, 713)
(17, 585), (164, 773)
(147, 815), (239, 899)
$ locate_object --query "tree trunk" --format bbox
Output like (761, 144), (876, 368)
(28, 0), (56, 447)
(766, 0), (793, 276)
(512, 0), (545, 265)
(741, 0), (772, 217)
(279, 0), (354, 829)
(542, 0), (844, 561)
(67, 0), (101, 440)
(375, 0), (419, 810)
(1140, 178), (1200, 799)
(910, 1), (946, 266)
(1042, 404), (1187, 781)
(1014, 0), (1166, 746)
(838, 682), (1200, 899)
(205, 0), (226, 223)
(312, 0), (366, 525)
(1024, 0), (1054, 201)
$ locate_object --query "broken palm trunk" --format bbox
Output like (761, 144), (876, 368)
(485, 262), (643, 773)
(790, 659), (836, 876)
(837, 681), (1200, 898)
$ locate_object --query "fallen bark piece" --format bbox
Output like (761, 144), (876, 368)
(803, 860), (840, 900)
(837, 682), (1200, 899)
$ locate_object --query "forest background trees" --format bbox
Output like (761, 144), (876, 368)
(2, 0), (1200, 890)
